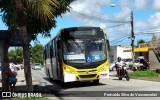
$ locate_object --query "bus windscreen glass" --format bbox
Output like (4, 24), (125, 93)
(63, 38), (106, 64)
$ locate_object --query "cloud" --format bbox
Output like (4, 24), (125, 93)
(67, 0), (110, 16)
(113, 7), (131, 21)
(134, 20), (147, 31)
(99, 23), (106, 30)
(64, 0), (111, 26)
(63, 0), (158, 45)
(119, 0), (130, 7)
(153, 0), (160, 11)
(148, 12), (160, 28)
(134, 12), (160, 34)
(134, 0), (147, 10)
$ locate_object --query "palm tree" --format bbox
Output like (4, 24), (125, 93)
(15, 0), (73, 92)
(0, 0), (74, 91)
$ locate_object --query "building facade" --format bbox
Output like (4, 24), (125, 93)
(138, 34), (160, 68)
(139, 34), (160, 48)
(109, 45), (132, 63)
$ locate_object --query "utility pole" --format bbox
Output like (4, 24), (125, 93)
(131, 11), (135, 70)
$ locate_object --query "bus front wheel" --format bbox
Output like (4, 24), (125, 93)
(93, 79), (99, 85)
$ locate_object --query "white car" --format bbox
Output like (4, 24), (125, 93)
(130, 59), (144, 70)
(123, 59), (132, 69)
(32, 63), (41, 70)
(109, 61), (116, 71)
(0, 63), (18, 82)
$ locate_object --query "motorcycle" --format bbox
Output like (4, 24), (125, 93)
(115, 63), (130, 81)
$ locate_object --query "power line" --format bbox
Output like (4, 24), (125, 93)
(138, 26), (160, 32)
(110, 34), (130, 43)
(110, 36), (130, 45)
(72, 10), (130, 23)
(105, 23), (128, 29)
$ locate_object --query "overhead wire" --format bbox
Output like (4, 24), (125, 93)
(110, 34), (131, 43)
(72, 10), (130, 23)
(110, 36), (130, 45)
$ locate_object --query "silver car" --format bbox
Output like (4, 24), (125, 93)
(32, 63), (41, 70)
(109, 61), (116, 71)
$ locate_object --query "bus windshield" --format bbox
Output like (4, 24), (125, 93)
(63, 38), (106, 63)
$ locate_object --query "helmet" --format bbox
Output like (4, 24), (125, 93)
(117, 57), (121, 62)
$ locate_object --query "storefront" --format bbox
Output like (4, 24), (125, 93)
(123, 47), (149, 61)
(134, 47), (149, 61)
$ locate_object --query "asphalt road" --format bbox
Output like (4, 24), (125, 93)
(31, 68), (160, 100)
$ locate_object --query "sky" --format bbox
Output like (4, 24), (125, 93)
(1, 0), (160, 46)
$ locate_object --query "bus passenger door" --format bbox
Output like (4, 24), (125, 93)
(55, 39), (63, 81)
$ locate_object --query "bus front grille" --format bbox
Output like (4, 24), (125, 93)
(77, 70), (97, 74)
(78, 74), (97, 78)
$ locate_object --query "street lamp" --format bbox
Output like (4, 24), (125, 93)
(110, 4), (135, 67)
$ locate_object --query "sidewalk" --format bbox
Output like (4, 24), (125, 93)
(0, 69), (60, 100)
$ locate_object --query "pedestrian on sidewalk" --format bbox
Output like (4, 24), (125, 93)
(6, 63), (17, 90)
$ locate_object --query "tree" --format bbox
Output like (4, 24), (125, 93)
(138, 39), (145, 44)
(8, 47), (23, 64)
(31, 44), (43, 65)
(137, 39), (145, 47)
(0, 0), (17, 91)
(0, 0), (74, 91)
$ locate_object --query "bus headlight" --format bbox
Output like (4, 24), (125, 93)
(64, 66), (74, 74)
(100, 65), (108, 72)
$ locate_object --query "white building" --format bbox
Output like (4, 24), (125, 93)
(109, 45), (132, 63)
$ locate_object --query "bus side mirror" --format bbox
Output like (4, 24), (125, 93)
(107, 39), (110, 52)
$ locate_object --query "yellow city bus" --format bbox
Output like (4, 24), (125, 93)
(43, 27), (110, 84)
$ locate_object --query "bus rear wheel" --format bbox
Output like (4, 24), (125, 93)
(93, 79), (99, 85)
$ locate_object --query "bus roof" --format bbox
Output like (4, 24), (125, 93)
(44, 26), (103, 47)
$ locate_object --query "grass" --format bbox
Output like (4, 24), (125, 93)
(129, 69), (160, 82)
(13, 97), (48, 100)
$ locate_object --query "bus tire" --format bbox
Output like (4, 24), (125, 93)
(93, 79), (99, 85)
(119, 77), (122, 80)
(60, 81), (67, 87)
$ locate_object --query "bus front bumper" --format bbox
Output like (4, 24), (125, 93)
(63, 69), (109, 83)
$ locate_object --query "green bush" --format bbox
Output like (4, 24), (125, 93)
(130, 69), (158, 78)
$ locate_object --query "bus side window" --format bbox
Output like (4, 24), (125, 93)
(47, 44), (50, 58)
(50, 41), (53, 58)
(106, 39), (110, 52)
(50, 46), (53, 58)
(52, 40), (55, 57)
(57, 40), (61, 49)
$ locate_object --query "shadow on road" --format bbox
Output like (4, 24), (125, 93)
(43, 77), (106, 89)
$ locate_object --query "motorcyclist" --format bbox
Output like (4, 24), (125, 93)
(115, 57), (126, 76)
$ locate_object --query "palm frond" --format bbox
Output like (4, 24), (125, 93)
(23, 0), (60, 24)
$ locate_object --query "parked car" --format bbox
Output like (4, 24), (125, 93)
(9, 63), (18, 76)
(123, 58), (132, 69)
(0, 63), (18, 83)
(32, 63), (41, 70)
(129, 58), (150, 71)
(109, 61), (116, 71)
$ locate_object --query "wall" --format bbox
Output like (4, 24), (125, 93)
(109, 46), (132, 63)
(109, 46), (117, 63)
(117, 46), (132, 59)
